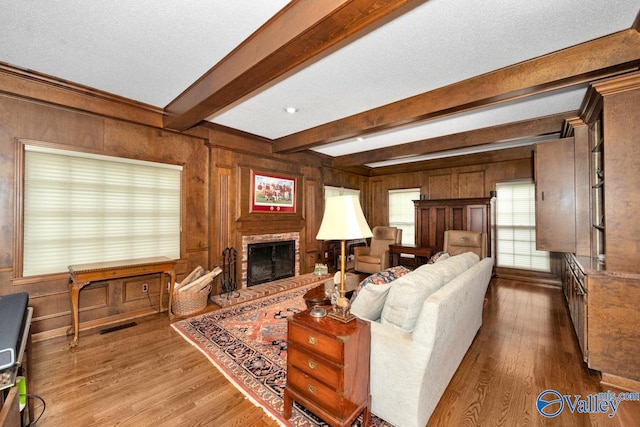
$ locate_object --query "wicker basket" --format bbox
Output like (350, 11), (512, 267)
(171, 284), (211, 317)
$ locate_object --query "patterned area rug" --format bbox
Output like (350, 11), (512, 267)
(172, 282), (391, 427)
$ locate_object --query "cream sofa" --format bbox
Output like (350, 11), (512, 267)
(350, 252), (494, 427)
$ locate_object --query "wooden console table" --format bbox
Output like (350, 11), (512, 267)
(68, 256), (176, 347)
(389, 244), (432, 268)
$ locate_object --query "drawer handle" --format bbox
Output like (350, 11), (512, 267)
(308, 336), (318, 345)
(308, 385), (316, 395)
(307, 360), (317, 370)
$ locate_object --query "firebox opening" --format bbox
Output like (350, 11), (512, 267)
(247, 240), (295, 287)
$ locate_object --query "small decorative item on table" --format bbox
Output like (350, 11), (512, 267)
(313, 263), (328, 275)
(327, 278), (353, 322)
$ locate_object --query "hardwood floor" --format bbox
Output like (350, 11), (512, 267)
(29, 278), (638, 426)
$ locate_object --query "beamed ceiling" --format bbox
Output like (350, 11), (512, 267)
(1, 1), (639, 174)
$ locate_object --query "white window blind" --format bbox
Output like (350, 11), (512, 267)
(496, 181), (550, 271)
(324, 185), (360, 199)
(388, 188), (420, 246)
(23, 145), (182, 276)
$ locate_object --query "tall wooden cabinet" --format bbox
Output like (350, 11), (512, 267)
(414, 197), (491, 256)
(556, 72), (640, 392)
(534, 138), (576, 253)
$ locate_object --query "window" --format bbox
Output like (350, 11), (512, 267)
(495, 181), (550, 271)
(388, 188), (420, 246)
(21, 144), (182, 276)
(324, 185), (360, 199)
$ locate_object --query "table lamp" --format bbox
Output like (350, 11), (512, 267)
(316, 195), (372, 322)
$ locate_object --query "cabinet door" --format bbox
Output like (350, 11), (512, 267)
(416, 205), (447, 249)
(535, 138), (576, 252)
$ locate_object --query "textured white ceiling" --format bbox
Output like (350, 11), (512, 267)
(209, 0), (638, 141)
(0, 0), (638, 166)
(0, 1), (290, 107)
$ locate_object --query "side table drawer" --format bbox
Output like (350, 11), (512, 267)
(288, 322), (343, 362)
(288, 346), (342, 389)
(288, 366), (357, 418)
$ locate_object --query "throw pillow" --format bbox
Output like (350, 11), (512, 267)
(349, 265), (410, 321)
(350, 282), (393, 321)
(355, 265), (411, 295)
(427, 251), (449, 264)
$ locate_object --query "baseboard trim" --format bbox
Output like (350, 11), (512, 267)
(495, 267), (561, 287)
(32, 307), (158, 342)
(600, 372), (640, 393)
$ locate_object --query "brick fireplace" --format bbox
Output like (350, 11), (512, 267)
(241, 232), (300, 288)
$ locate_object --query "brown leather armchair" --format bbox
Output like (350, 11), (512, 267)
(354, 226), (402, 274)
(443, 230), (487, 259)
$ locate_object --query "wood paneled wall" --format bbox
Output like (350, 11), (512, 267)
(363, 157), (533, 228)
(0, 95), (208, 336)
(0, 88), (535, 339)
(204, 135), (360, 292)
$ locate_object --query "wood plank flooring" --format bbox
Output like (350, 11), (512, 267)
(29, 278), (639, 426)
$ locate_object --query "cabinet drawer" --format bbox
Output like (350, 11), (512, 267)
(287, 366), (355, 417)
(288, 346), (342, 389)
(288, 322), (343, 363)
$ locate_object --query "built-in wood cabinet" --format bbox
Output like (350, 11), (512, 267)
(414, 197), (491, 256)
(589, 118), (605, 259)
(582, 73), (640, 273)
(557, 72), (640, 392)
(561, 254), (640, 391)
(534, 138), (576, 252)
(561, 254), (587, 360)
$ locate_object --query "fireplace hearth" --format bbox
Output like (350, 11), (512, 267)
(247, 240), (295, 287)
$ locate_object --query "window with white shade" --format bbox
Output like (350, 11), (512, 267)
(388, 188), (420, 246)
(495, 181), (550, 271)
(21, 144), (182, 276)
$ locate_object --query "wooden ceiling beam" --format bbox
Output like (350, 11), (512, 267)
(163, 0), (416, 131)
(332, 112), (576, 167)
(273, 29), (640, 154)
(368, 145), (535, 176)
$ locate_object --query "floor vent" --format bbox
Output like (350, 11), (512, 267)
(99, 322), (137, 334)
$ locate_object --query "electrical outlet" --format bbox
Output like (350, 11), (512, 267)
(142, 283), (148, 293)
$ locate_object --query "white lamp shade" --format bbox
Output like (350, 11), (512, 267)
(316, 195), (373, 240)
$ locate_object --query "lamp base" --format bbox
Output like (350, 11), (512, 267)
(327, 311), (356, 323)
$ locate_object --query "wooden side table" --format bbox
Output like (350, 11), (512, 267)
(389, 244), (432, 268)
(68, 256), (176, 347)
(284, 310), (371, 427)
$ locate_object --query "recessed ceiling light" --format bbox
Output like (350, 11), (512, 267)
(356, 137), (365, 142)
(285, 107), (298, 114)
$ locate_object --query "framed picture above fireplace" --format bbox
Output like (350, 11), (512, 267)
(250, 170), (296, 213)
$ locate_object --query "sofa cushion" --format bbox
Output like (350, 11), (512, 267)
(350, 282), (393, 321)
(380, 266), (445, 331)
(453, 251), (480, 269)
(417, 251), (479, 285)
(349, 266), (411, 319)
